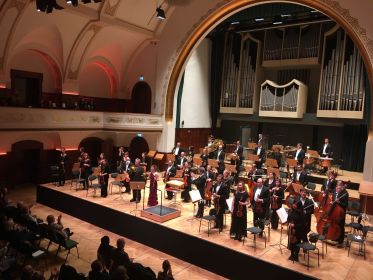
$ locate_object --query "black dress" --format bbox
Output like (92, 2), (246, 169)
(230, 191), (249, 239)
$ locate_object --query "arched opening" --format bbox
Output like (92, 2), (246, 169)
(10, 140), (43, 185)
(129, 136), (149, 161)
(165, 0), (373, 131)
(79, 137), (104, 167)
(131, 81), (151, 114)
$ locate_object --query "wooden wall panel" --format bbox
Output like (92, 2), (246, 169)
(175, 128), (211, 152)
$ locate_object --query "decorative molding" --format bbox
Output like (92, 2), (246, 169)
(0, 107), (163, 131)
(104, 0), (120, 17)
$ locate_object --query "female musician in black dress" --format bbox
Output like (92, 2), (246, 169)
(265, 172), (276, 189)
(99, 158), (110, 197)
(270, 178), (284, 230)
(230, 181), (249, 241)
(59, 147), (68, 186)
(182, 162), (191, 202)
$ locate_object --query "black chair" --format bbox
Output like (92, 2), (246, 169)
(346, 200), (361, 222)
(53, 231), (79, 262)
(297, 233), (320, 269)
(199, 208), (218, 237)
(87, 174), (101, 197)
(243, 226), (266, 251)
(50, 165), (60, 186)
(347, 226), (368, 259)
(279, 171), (289, 183)
(70, 170), (85, 191)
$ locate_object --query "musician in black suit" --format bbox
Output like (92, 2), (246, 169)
(191, 167), (207, 218)
(129, 158), (145, 203)
(321, 170), (337, 193)
(292, 165), (308, 186)
(294, 143), (305, 165)
(251, 178), (270, 234)
(176, 152), (188, 169)
(254, 142), (266, 169)
(235, 140), (244, 160)
(212, 174), (229, 232)
(200, 148), (209, 169)
(171, 142), (183, 159)
(319, 138), (332, 158)
(80, 152), (91, 189)
(99, 158), (110, 198)
(287, 200), (306, 262)
(119, 155), (132, 193)
(248, 164), (263, 183)
(214, 145), (225, 174)
(299, 189), (314, 236)
(332, 181), (349, 247)
(164, 160), (177, 200)
(59, 147), (68, 186)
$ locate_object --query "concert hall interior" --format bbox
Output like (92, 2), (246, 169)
(1, 0), (373, 279)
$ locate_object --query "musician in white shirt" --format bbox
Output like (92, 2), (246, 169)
(294, 143), (305, 165)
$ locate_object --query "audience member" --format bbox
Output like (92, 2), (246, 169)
(110, 266), (129, 280)
(97, 236), (114, 270)
(110, 238), (131, 273)
(46, 214), (73, 239)
(88, 260), (110, 280)
(157, 260), (174, 280)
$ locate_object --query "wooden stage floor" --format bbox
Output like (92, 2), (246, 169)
(39, 177), (373, 280)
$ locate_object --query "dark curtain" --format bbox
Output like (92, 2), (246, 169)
(341, 124), (367, 172)
(175, 72), (185, 129)
(210, 32), (225, 134)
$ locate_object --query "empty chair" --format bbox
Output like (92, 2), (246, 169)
(297, 233), (320, 269)
(243, 226), (267, 251)
(87, 174), (101, 197)
(199, 208), (218, 237)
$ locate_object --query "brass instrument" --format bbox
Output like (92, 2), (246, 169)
(207, 139), (224, 154)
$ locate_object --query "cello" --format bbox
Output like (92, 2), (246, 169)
(316, 192), (347, 240)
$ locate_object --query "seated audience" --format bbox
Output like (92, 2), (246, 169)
(157, 260), (174, 280)
(111, 266), (129, 280)
(88, 260), (110, 280)
(97, 236), (114, 270)
(110, 238), (131, 273)
(46, 214), (73, 239)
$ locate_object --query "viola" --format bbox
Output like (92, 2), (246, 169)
(204, 180), (213, 201)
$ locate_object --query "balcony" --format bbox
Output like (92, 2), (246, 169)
(0, 107), (163, 131)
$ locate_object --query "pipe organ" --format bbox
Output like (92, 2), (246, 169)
(317, 26), (366, 119)
(259, 79), (308, 118)
(218, 22), (367, 120)
(220, 33), (259, 114)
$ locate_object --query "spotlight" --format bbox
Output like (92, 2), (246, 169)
(156, 7), (166, 20)
(255, 17), (265, 22)
(230, 21), (240, 25)
(273, 15), (283, 25)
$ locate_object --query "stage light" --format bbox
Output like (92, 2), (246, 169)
(67, 0), (78, 6)
(255, 17), (265, 22)
(230, 21), (240, 25)
(156, 7), (166, 20)
(273, 16), (283, 25)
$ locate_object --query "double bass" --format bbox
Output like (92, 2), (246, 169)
(316, 192), (347, 240)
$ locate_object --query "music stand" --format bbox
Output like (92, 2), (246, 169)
(193, 157), (202, 167)
(208, 159), (219, 169)
(266, 158), (278, 168)
(270, 207), (288, 253)
(147, 150), (156, 167)
(166, 153), (175, 163)
(154, 153), (164, 170)
(189, 189), (202, 217)
(248, 142), (258, 149)
(248, 154), (259, 162)
(267, 167), (280, 178)
(130, 181), (145, 216)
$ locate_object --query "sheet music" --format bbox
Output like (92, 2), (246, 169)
(276, 207), (288, 224)
(189, 190), (202, 203)
(226, 197), (233, 212)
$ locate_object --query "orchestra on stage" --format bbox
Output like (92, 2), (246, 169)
(56, 134), (354, 263)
